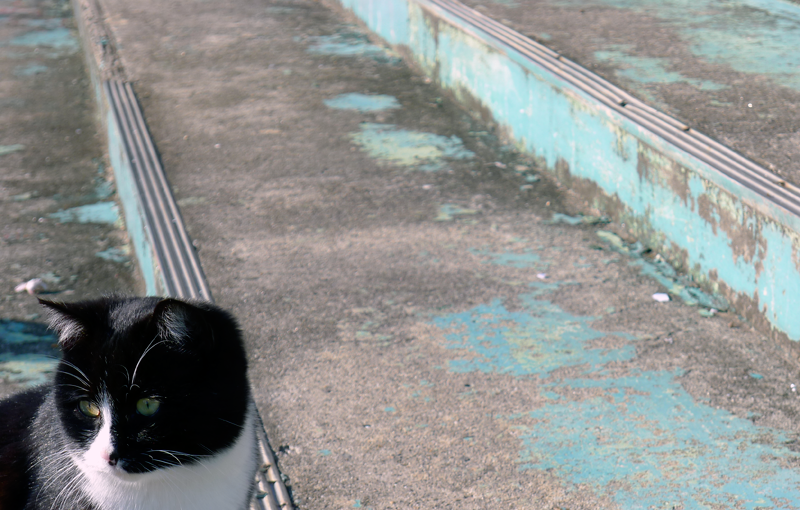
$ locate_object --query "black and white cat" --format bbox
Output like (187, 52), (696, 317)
(0, 296), (259, 510)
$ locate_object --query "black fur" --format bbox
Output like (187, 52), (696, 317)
(0, 296), (253, 509)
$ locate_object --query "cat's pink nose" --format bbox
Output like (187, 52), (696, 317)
(102, 449), (118, 466)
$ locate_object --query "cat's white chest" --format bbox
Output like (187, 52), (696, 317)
(77, 405), (258, 510)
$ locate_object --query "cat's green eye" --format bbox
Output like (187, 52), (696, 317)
(136, 398), (161, 416)
(78, 400), (101, 418)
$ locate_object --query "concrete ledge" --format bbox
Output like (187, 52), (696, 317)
(328, 0), (800, 344)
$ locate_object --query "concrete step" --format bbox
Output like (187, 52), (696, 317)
(38, 0), (800, 507)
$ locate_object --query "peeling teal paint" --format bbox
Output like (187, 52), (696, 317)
(0, 320), (56, 345)
(555, 0), (800, 91)
(435, 203), (477, 221)
(0, 144), (25, 156)
(519, 371), (800, 509)
(0, 354), (58, 387)
(595, 45), (728, 91)
(470, 248), (545, 269)
(307, 32), (400, 64)
(13, 63), (48, 76)
(106, 109), (161, 295)
(49, 201), (120, 225)
(432, 285), (800, 508)
(350, 123), (474, 171)
(324, 93), (401, 112)
(544, 213), (609, 225)
(0, 320), (59, 388)
(95, 246), (130, 263)
(434, 291), (636, 377)
(337, 0), (410, 45)
(9, 27), (79, 54)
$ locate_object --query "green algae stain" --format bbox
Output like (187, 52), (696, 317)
(324, 93), (401, 112)
(350, 123), (474, 171)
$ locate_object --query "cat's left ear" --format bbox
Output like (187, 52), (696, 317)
(38, 299), (87, 350)
(153, 298), (213, 349)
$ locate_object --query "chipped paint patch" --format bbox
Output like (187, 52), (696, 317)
(556, 0), (800, 91)
(470, 248), (545, 269)
(518, 370), (800, 509)
(95, 246), (130, 263)
(0, 320), (59, 388)
(0, 144), (25, 156)
(49, 201), (120, 225)
(307, 32), (400, 63)
(324, 93), (401, 112)
(0, 354), (58, 387)
(13, 63), (48, 76)
(435, 204), (477, 221)
(0, 319), (56, 345)
(350, 123), (474, 171)
(434, 289), (636, 377)
(595, 45), (728, 91)
(433, 284), (800, 507)
(9, 27), (79, 54)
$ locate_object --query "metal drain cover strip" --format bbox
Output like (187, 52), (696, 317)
(105, 79), (293, 510)
(426, 0), (800, 217)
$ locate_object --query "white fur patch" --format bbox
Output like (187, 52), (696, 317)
(74, 403), (259, 510)
(44, 311), (85, 346)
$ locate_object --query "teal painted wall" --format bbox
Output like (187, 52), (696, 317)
(332, 0), (800, 342)
(106, 108), (162, 296)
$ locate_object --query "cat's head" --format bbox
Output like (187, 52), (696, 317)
(39, 296), (251, 478)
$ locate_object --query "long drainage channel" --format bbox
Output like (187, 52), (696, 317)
(105, 79), (293, 510)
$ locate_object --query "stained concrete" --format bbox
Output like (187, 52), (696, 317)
(0, 0), (139, 399)
(460, 0), (800, 184)
(85, 0), (800, 507)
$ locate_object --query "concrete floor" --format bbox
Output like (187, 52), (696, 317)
(0, 0), (139, 401)
(4, 0), (800, 507)
(89, 0), (800, 507)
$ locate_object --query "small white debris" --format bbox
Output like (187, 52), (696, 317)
(422, 184), (433, 190)
(664, 337), (673, 344)
(15, 278), (46, 295)
(488, 161), (507, 169)
(652, 293), (670, 303)
(214, 144), (221, 149)
(536, 273), (548, 280)
(792, 383), (797, 393)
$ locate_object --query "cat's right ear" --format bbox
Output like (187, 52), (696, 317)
(38, 299), (86, 350)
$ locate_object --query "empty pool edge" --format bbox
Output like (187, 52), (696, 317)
(327, 0), (800, 347)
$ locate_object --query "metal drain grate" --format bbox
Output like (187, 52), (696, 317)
(105, 79), (293, 510)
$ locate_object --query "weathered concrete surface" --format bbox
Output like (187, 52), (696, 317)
(88, 0), (800, 507)
(324, 0), (800, 354)
(0, 0), (139, 400)
(459, 0), (800, 183)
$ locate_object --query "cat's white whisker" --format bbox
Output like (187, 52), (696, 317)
(130, 336), (167, 387)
